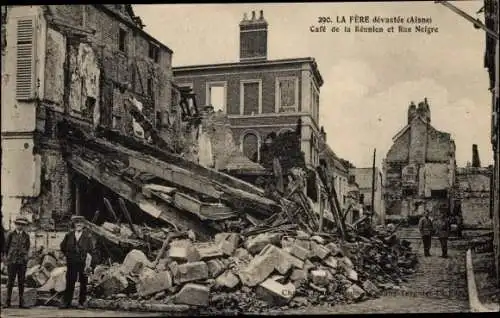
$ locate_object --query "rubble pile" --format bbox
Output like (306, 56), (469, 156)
(58, 227), (416, 313)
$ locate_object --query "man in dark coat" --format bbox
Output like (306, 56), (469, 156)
(418, 209), (434, 257)
(438, 214), (451, 258)
(60, 215), (94, 309)
(3, 216), (31, 308)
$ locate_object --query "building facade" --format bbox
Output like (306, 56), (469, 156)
(382, 99), (456, 219)
(349, 167), (385, 225)
(484, 0), (499, 286)
(172, 11), (324, 171)
(1, 5), (174, 229)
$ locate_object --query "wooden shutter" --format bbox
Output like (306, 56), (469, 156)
(15, 17), (36, 101)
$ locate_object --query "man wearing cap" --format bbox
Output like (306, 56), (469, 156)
(60, 215), (94, 309)
(3, 216), (31, 308)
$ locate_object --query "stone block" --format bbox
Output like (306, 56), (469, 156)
(1, 287), (37, 307)
(295, 230), (310, 240)
(325, 242), (344, 257)
(310, 269), (329, 286)
(38, 266), (67, 293)
(303, 259), (315, 272)
(281, 237), (295, 249)
(119, 225), (134, 238)
(26, 265), (50, 287)
(121, 250), (152, 275)
(345, 268), (358, 281)
(215, 270), (240, 289)
(234, 248), (252, 263)
(255, 279), (296, 306)
(215, 232), (240, 255)
(310, 241), (330, 260)
(194, 242), (224, 260)
(339, 256), (354, 269)
(238, 244), (280, 287)
(294, 239), (311, 250)
(206, 259), (226, 278)
(323, 256), (339, 269)
(345, 284), (365, 301)
(290, 269), (307, 282)
(172, 261), (209, 284)
(98, 267), (129, 297)
(173, 283), (210, 307)
(168, 243), (201, 263)
(277, 249), (304, 274)
(244, 232), (282, 254)
(362, 279), (380, 296)
(136, 268), (173, 297)
(289, 243), (311, 260)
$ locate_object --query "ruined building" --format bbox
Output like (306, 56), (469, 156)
(455, 145), (492, 229)
(382, 99), (456, 219)
(483, 0), (500, 285)
(172, 10), (348, 217)
(1, 5), (174, 229)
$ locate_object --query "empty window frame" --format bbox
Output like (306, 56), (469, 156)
(118, 28), (127, 52)
(241, 132), (260, 162)
(240, 79), (262, 115)
(275, 77), (299, 113)
(205, 82), (227, 113)
(148, 42), (160, 63)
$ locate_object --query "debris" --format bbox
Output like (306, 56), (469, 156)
(255, 279), (296, 306)
(345, 284), (365, 301)
(173, 283), (210, 307)
(215, 271), (240, 290)
(136, 268), (173, 297)
(171, 261), (209, 284)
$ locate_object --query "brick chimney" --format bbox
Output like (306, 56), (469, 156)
(239, 10), (268, 62)
(472, 144), (481, 167)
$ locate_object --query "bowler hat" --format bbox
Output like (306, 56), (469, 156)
(14, 216), (29, 225)
(71, 215), (85, 223)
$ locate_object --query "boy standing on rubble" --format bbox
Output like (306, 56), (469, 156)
(60, 215), (94, 309)
(3, 216), (31, 308)
(418, 210), (434, 257)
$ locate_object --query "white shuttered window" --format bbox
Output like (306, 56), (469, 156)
(16, 17), (36, 101)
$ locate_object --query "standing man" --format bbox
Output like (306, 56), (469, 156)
(60, 215), (94, 309)
(418, 209), (434, 257)
(438, 214), (451, 258)
(3, 216), (31, 308)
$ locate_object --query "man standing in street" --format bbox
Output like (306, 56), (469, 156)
(418, 209), (434, 257)
(60, 215), (94, 309)
(3, 216), (31, 308)
(438, 214), (451, 258)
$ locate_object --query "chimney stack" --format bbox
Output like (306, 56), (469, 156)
(239, 10), (268, 62)
(472, 144), (481, 167)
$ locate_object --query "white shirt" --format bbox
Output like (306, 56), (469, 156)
(75, 230), (82, 242)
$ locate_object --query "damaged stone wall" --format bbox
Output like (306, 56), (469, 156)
(456, 167), (492, 228)
(26, 5), (174, 226)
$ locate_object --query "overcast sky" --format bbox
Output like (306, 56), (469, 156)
(134, 1), (493, 169)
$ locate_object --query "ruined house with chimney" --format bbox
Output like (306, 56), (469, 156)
(382, 99), (457, 219)
(172, 10), (352, 220)
(454, 145), (492, 229)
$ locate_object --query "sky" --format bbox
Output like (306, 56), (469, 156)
(133, 1), (494, 169)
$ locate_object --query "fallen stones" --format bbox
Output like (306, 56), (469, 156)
(26, 265), (49, 287)
(206, 259), (226, 278)
(121, 250), (153, 275)
(173, 283), (210, 307)
(171, 261), (209, 284)
(215, 233), (240, 256)
(310, 269), (330, 286)
(323, 256), (339, 270)
(289, 269), (307, 283)
(288, 243), (310, 260)
(169, 241), (201, 263)
(310, 241), (330, 260)
(362, 279), (380, 296)
(345, 284), (365, 301)
(194, 242), (224, 260)
(215, 271), (240, 289)
(136, 268), (173, 297)
(244, 233), (281, 254)
(255, 278), (296, 306)
(238, 245), (279, 287)
(98, 267), (129, 297)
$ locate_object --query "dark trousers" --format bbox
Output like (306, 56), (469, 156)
(64, 262), (88, 306)
(6, 263), (27, 306)
(422, 235), (432, 256)
(439, 237), (448, 257)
